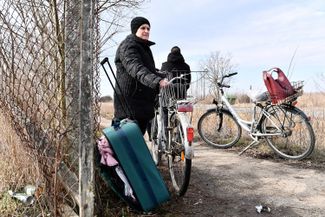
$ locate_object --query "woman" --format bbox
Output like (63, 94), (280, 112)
(113, 16), (168, 134)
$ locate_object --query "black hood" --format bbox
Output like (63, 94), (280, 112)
(167, 51), (185, 63)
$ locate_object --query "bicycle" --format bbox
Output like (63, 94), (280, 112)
(150, 73), (194, 196)
(197, 69), (315, 160)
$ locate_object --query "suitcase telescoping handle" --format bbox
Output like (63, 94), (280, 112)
(100, 57), (135, 120)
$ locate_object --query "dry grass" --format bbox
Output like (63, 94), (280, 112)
(294, 93), (325, 155)
(99, 102), (114, 120)
(99, 94), (325, 153)
(298, 92), (325, 107)
(0, 112), (39, 191)
(0, 109), (43, 215)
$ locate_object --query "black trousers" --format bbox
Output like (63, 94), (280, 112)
(136, 118), (152, 135)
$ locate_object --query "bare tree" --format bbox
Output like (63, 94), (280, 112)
(200, 51), (237, 97)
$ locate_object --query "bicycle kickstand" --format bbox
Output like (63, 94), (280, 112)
(238, 140), (260, 156)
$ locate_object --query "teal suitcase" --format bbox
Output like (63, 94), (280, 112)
(102, 119), (170, 212)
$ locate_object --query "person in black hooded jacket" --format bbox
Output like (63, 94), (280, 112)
(160, 46), (191, 99)
(113, 16), (168, 134)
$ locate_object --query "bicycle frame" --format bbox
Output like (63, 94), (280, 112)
(220, 94), (284, 138)
(156, 92), (167, 152)
(155, 92), (194, 160)
(214, 73), (294, 155)
(173, 109), (194, 159)
(220, 94), (251, 132)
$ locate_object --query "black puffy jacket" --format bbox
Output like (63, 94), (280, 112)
(114, 34), (163, 119)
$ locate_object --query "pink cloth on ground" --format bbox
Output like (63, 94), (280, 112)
(97, 136), (119, 166)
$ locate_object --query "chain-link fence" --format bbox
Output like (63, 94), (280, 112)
(0, 0), (100, 216)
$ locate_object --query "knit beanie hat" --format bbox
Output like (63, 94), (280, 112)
(131, 17), (150, 34)
(171, 46), (181, 54)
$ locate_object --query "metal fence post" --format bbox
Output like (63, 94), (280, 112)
(63, 0), (82, 210)
(79, 0), (95, 216)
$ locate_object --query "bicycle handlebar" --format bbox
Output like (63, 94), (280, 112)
(168, 74), (188, 84)
(219, 84), (230, 88)
(225, 72), (238, 78)
(218, 72), (238, 88)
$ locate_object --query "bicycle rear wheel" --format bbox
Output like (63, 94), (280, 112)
(150, 113), (162, 165)
(168, 114), (191, 196)
(197, 109), (241, 148)
(261, 105), (315, 160)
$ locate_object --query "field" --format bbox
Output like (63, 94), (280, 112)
(98, 93), (325, 159)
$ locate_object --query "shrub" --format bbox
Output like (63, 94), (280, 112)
(236, 93), (251, 104)
(100, 95), (113, 102)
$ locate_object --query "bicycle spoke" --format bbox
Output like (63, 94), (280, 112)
(168, 116), (191, 196)
(198, 109), (241, 148)
(262, 105), (315, 160)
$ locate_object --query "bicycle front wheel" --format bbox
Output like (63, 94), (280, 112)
(150, 113), (162, 165)
(197, 109), (241, 148)
(168, 114), (191, 196)
(261, 105), (315, 160)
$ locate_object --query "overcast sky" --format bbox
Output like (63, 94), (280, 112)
(101, 0), (325, 96)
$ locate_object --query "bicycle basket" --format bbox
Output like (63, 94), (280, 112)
(263, 68), (302, 104)
(161, 83), (188, 107)
(276, 80), (304, 104)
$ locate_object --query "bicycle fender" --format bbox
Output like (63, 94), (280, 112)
(177, 112), (194, 159)
(282, 104), (308, 117)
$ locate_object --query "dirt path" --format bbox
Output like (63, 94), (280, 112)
(161, 142), (325, 217)
(99, 115), (325, 216)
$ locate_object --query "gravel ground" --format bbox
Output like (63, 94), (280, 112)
(153, 142), (325, 217)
